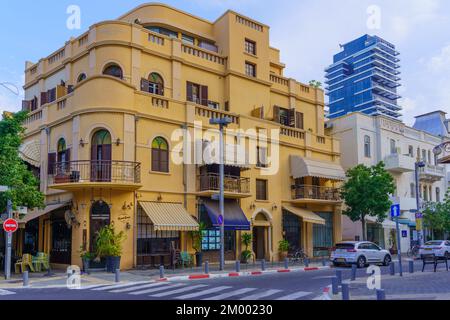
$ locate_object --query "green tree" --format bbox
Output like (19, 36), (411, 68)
(341, 162), (396, 241)
(309, 80), (322, 88)
(423, 191), (450, 240)
(0, 111), (44, 213)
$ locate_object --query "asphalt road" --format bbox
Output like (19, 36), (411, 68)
(0, 261), (416, 300)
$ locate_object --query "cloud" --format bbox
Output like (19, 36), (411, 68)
(427, 44), (450, 73)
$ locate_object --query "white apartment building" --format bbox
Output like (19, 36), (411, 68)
(327, 112), (449, 253)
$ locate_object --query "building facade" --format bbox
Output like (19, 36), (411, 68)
(326, 35), (402, 120)
(327, 112), (448, 252)
(16, 3), (344, 269)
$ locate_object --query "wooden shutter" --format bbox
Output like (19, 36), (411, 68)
(273, 106), (280, 123)
(48, 153), (56, 175)
(141, 78), (150, 92)
(256, 180), (267, 200)
(296, 112), (304, 129)
(288, 109), (296, 127)
(186, 82), (193, 102)
(200, 85), (208, 106)
(160, 150), (169, 173)
(152, 148), (160, 172)
(41, 92), (47, 106)
(65, 148), (71, 162)
(224, 101), (230, 112)
(22, 100), (30, 112)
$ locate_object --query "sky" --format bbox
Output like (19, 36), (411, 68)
(0, 0), (449, 125)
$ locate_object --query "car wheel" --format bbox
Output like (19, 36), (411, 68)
(383, 255), (391, 266)
(357, 256), (366, 268)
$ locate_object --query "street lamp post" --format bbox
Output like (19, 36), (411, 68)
(414, 161), (425, 247)
(210, 117), (232, 271)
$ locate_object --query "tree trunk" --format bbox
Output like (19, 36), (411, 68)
(361, 215), (367, 241)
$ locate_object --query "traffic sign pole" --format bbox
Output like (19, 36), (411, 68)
(391, 204), (403, 277)
(5, 199), (13, 280)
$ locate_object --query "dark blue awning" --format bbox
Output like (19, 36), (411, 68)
(202, 199), (250, 231)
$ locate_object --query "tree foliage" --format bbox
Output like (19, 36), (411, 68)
(423, 191), (450, 238)
(341, 162), (396, 240)
(0, 111), (44, 213)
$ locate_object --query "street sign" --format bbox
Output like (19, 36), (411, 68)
(217, 215), (224, 225)
(390, 204), (400, 218)
(402, 230), (408, 238)
(3, 218), (18, 233)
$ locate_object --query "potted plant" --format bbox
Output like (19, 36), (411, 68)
(190, 222), (206, 267)
(96, 224), (126, 273)
(240, 233), (253, 264)
(79, 246), (94, 273)
(278, 239), (290, 261)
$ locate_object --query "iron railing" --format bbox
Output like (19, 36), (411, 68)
(197, 173), (250, 194)
(49, 160), (141, 185)
(291, 185), (341, 201)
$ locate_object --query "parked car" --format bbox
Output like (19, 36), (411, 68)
(419, 240), (450, 259)
(330, 241), (392, 268)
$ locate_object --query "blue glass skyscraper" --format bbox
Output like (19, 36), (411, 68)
(325, 35), (402, 119)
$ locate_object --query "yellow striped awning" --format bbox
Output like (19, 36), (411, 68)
(283, 205), (326, 225)
(19, 140), (41, 168)
(139, 201), (199, 231)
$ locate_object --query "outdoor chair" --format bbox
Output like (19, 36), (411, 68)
(421, 253), (448, 272)
(179, 252), (193, 268)
(33, 252), (50, 272)
(14, 254), (35, 273)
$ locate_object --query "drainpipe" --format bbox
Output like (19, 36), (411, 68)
(133, 115), (139, 268)
(181, 124), (188, 209)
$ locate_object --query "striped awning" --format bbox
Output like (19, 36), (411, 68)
(139, 201), (199, 231)
(195, 140), (251, 169)
(18, 202), (69, 225)
(19, 140), (41, 167)
(290, 156), (346, 181)
(283, 205), (325, 225)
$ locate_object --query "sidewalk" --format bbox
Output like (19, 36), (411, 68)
(0, 259), (330, 289)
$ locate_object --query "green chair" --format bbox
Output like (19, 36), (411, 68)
(15, 254), (35, 273)
(33, 252), (50, 271)
(180, 252), (193, 268)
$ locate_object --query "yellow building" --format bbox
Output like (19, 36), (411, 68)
(18, 3), (344, 270)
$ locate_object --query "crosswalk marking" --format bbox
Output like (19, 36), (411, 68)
(92, 281), (147, 291)
(150, 284), (208, 298)
(275, 291), (311, 300)
(241, 289), (282, 300)
(203, 288), (257, 300)
(176, 286), (232, 299)
(110, 282), (167, 293)
(129, 283), (185, 295)
(0, 289), (15, 296)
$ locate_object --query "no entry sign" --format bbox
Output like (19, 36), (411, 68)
(3, 218), (18, 233)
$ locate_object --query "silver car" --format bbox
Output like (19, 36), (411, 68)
(330, 241), (392, 268)
(419, 240), (450, 258)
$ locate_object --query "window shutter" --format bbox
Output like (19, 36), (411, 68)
(273, 106), (280, 123)
(225, 101), (230, 112)
(41, 92), (47, 106)
(186, 82), (193, 102)
(48, 153), (56, 175)
(152, 148), (160, 172)
(65, 148), (71, 162)
(296, 112), (304, 130)
(161, 150), (169, 173)
(200, 85), (208, 106)
(22, 100), (30, 112)
(288, 109), (296, 127)
(141, 78), (150, 92)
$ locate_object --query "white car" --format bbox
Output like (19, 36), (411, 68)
(419, 240), (450, 259)
(330, 241), (392, 268)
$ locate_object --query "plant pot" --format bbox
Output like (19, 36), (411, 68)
(279, 251), (288, 261)
(195, 252), (203, 267)
(106, 256), (121, 273)
(82, 258), (90, 273)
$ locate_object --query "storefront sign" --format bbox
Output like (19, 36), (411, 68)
(118, 214), (131, 223)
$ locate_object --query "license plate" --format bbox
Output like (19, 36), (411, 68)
(425, 248), (432, 251)
(336, 258), (346, 262)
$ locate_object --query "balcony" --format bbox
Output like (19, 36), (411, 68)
(391, 196), (417, 211)
(197, 173), (251, 198)
(48, 160), (142, 191)
(384, 154), (415, 173)
(419, 163), (445, 182)
(291, 185), (342, 204)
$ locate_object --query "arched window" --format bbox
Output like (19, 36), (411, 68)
(91, 130), (112, 182)
(149, 72), (164, 95)
(77, 73), (87, 83)
(364, 135), (371, 158)
(92, 129), (112, 146)
(151, 137), (169, 172)
(57, 138), (69, 163)
(103, 64), (123, 79)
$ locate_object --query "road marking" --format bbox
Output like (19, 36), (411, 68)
(275, 291), (311, 300)
(176, 286), (232, 299)
(91, 281), (147, 291)
(110, 282), (167, 293)
(203, 288), (257, 300)
(241, 289), (282, 300)
(0, 289), (15, 296)
(129, 283), (185, 295)
(150, 284), (208, 297)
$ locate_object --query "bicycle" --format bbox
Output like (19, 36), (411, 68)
(407, 244), (420, 258)
(289, 248), (309, 264)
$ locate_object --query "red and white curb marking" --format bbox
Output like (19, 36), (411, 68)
(159, 266), (331, 282)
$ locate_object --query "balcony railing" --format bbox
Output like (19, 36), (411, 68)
(419, 163), (445, 182)
(291, 185), (341, 201)
(197, 173), (250, 194)
(49, 160), (141, 185)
